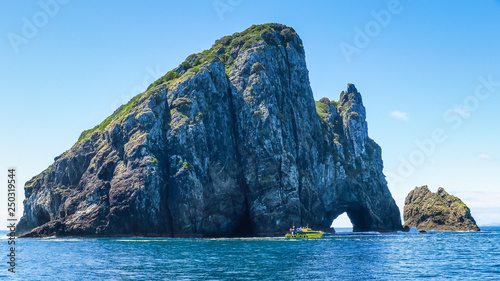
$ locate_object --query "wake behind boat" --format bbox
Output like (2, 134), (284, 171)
(285, 226), (324, 238)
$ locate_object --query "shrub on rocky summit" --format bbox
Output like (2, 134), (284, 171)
(319, 97), (330, 104)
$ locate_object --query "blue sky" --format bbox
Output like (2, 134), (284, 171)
(1, 0), (499, 227)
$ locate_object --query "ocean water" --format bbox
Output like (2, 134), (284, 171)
(1, 227), (499, 280)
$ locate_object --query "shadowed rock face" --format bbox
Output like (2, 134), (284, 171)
(403, 186), (480, 231)
(18, 23), (402, 237)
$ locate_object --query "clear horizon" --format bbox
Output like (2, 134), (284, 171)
(1, 0), (499, 228)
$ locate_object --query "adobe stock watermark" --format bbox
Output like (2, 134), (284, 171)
(110, 65), (163, 111)
(340, 0), (404, 63)
(213, 0), (244, 21)
(7, 0), (70, 54)
(386, 75), (500, 185)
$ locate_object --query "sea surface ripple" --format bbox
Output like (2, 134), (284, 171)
(2, 227), (499, 280)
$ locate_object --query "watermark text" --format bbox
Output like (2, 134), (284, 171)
(6, 168), (17, 273)
(7, 0), (70, 54)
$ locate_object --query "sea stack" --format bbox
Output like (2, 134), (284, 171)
(18, 23), (402, 237)
(403, 186), (480, 231)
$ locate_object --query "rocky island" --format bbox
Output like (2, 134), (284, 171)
(403, 186), (480, 231)
(18, 23), (402, 237)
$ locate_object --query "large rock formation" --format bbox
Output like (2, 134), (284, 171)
(404, 186), (480, 231)
(18, 23), (401, 237)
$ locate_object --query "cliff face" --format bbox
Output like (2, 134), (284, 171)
(18, 23), (401, 237)
(404, 186), (480, 231)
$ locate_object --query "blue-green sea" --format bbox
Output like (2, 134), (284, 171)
(2, 227), (499, 280)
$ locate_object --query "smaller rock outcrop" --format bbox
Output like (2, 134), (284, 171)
(403, 186), (480, 231)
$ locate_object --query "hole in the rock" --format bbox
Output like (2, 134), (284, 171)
(331, 212), (353, 232)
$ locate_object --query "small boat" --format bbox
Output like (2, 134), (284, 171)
(285, 226), (324, 238)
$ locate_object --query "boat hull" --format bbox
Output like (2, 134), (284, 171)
(285, 232), (324, 238)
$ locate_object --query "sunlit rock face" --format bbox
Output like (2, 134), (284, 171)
(404, 186), (480, 231)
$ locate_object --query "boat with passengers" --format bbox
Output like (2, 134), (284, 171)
(285, 226), (324, 238)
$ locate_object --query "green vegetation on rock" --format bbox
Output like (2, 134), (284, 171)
(76, 92), (144, 146)
(172, 97), (193, 113)
(149, 157), (158, 164)
(319, 97), (330, 104)
(340, 105), (349, 116)
(251, 62), (265, 74)
(315, 101), (329, 120)
(147, 23), (297, 90)
(348, 112), (359, 120)
(182, 161), (194, 171)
